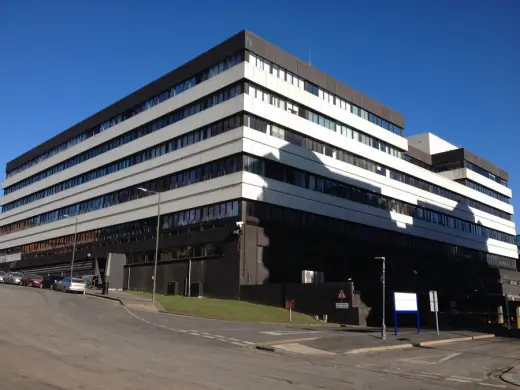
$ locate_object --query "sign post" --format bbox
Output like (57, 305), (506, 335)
(504, 294), (511, 330)
(285, 299), (294, 322)
(429, 290), (439, 336)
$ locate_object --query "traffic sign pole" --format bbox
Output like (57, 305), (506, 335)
(429, 290), (439, 336)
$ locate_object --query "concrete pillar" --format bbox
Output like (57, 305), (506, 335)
(498, 306), (504, 324)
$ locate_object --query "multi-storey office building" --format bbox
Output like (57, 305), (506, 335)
(1, 30), (518, 313)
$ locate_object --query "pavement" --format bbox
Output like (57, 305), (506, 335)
(2, 283), (520, 389)
(502, 364), (520, 387)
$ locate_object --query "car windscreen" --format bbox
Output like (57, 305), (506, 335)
(0, 271), (6, 276)
(71, 278), (84, 283)
(30, 275), (43, 280)
(12, 273), (23, 277)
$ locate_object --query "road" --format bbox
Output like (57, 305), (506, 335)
(0, 284), (518, 390)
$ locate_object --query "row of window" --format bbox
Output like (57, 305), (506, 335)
(3, 83), (243, 196)
(0, 152), (243, 236)
(248, 83), (403, 159)
(244, 114), (512, 221)
(6, 53), (244, 179)
(459, 179), (510, 204)
(465, 161), (508, 187)
(20, 199), (240, 255)
(245, 201), (517, 270)
(242, 155), (515, 245)
(2, 114), (244, 213)
(127, 243), (221, 265)
(248, 52), (403, 136)
(6, 148), (512, 246)
(404, 156), (509, 189)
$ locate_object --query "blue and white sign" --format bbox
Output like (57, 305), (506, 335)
(393, 292), (420, 336)
(394, 292), (418, 312)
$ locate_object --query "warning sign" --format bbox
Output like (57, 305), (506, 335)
(338, 289), (346, 299)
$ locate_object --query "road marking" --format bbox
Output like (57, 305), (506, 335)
(419, 372), (445, 377)
(231, 342), (246, 346)
(260, 331), (323, 336)
(478, 383), (505, 388)
(203, 335), (215, 339)
(263, 337), (318, 345)
(400, 352), (461, 365)
(228, 338), (240, 342)
(446, 378), (472, 383)
(451, 376), (480, 381)
(272, 343), (336, 355)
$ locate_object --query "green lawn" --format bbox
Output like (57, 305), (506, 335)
(124, 291), (319, 324)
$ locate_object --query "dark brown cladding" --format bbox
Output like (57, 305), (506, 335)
(7, 29), (404, 173)
(432, 148), (508, 181)
(405, 145), (432, 166)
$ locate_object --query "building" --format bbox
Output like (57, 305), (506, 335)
(1, 30), (518, 321)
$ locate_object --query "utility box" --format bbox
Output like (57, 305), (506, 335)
(166, 280), (179, 296)
(190, 282), (203, 297)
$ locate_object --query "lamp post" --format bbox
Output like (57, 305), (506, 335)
(63, 215), (78, 278)
(375, 256), (386, 340)
(137, 188), (161, 303)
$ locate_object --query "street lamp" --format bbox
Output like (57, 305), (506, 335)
(137, 187), (161, 303)
(374, 256), (386, 340)
(63, 214), (78, 278)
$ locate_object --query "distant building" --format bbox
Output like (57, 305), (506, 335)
(0, 30), (517, 312)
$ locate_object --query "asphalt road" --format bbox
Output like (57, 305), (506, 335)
(0, 284), (518, 390)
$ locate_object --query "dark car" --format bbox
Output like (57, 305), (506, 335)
(42, 275), (65, 290)
(20, 274), (44, 288)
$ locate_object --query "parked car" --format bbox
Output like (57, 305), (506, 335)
(42, 275), (65, 290)
(4, 272), (23, 285)
(20, 274), (44, 288)
(0, 271), (6, 283)
(55, 277), (86, 294)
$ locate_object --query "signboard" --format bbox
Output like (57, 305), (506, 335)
(338, 289), (346, 299)
(335, 302), (349, 309)
(394, 292), (418, 312)
(393, 292), (420, 336)
(285, 300), (294, 309)
(429, 290), (439, 312)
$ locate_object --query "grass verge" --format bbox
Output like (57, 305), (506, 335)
(124, 291), (319, 324)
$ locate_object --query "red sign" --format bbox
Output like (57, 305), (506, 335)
(285, 299), (294, 309)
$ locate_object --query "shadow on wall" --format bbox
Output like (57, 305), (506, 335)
(241, 137), (510, 327)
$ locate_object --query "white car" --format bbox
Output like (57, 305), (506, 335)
(0, 271), (6, 283)
(5, 272), (23, 285)
(55, 277), (86, 294)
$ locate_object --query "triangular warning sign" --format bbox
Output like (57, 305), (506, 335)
(338, 289), (346, 299)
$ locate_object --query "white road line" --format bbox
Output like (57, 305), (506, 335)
(189, 332), (201, 336)
(451, 376), (480, 382)
(203, 335), (215, 339)
(478, 383), (505, 388)
(231, 342), (247, 346)
(228, 338), (240, 342)
(419, 372), (445, 377)
(446, 378), (472, 383)
(242, 341), (254, 345)
(201, 332), (211, 335)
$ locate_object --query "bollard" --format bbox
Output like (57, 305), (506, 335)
(517, 307), (520, 329)
(498, 306), (504, 324)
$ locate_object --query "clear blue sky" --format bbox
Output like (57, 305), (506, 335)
(1, 0), (519, 220)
